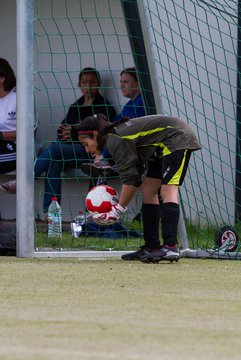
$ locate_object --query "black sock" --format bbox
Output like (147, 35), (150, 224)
(142, 204), (161, 249)
(161, 202), (180, 247)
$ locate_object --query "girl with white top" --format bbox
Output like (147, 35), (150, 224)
(0, 58), (16, 174)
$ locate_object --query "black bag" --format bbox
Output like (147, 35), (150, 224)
(0, 221), (16, 256)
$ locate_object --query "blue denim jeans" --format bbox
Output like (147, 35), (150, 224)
(35, 142), (89, 212)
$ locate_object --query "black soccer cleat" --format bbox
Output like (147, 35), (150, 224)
(121, 246), (155, 261)
(140, 245), (180, 264)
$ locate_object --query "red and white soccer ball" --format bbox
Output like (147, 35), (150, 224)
(85, 185), (119, 214)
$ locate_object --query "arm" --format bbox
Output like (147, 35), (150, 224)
(0, 131), (16, 141)
(119, 184), (137, 207)
(114, 94), (145, 122)
(58, 125), (72, 141)
(57, 99), (82, 141)
(107, 135), (144, 186)
(91, 137), (142, 225)
(91, 184), (137, 225)
(57, 106), (73, 141)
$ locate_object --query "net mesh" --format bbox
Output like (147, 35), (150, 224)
(34, 0), (241, 256)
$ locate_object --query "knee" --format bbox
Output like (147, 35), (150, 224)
(46, 143), (62, 159)
(141, 187), (159, 204)
(160, 185), (179, 203)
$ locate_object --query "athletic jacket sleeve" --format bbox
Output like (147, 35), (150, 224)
(106, 134), (145, 186)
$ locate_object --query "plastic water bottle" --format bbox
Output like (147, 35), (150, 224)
(47, 196), (62, 238)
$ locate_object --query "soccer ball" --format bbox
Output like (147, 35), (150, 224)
(85, 185), (119, 214)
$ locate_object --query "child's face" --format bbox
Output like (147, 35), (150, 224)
(79, 72), (100, 98)
(79, 134), (101, 156)
(120, 73), (139, 99)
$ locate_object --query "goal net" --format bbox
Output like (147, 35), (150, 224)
(30, 0), (241, 259)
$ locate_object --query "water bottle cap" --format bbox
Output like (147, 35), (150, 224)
(52, 196), (58, 201)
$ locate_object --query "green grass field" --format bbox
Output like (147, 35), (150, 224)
(0, 256), (241, 359)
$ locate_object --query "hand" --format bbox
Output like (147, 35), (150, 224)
(93, 154), (104, 162)
(92, 154), (105, 169)
(58, 125), (72, 140)
(92, 204), (127, 225)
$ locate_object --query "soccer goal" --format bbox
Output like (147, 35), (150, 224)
(16, 0), (241, 260)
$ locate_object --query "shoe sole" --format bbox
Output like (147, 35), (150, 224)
(121, 254), (142, 261)
(0, 185), (16, 194)
(81, 164), (101, 177)
(140, 254), (180, 264)
(121, 250), (148, 261)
